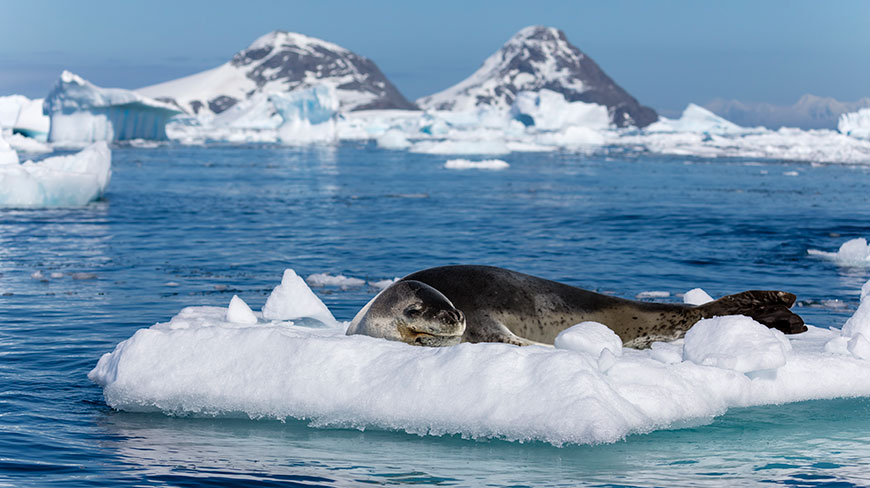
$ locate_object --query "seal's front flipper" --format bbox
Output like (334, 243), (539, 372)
(699, 290), (806, 334)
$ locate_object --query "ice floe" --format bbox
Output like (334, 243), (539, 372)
(808, 238), (870, 267)
(306, 273), (366, 289)
(90, 270), (870, 446)
(444, 159), (509, 170)
(0, 141), (111, 207)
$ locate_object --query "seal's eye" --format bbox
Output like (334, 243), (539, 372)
(404, 306), (423, 318)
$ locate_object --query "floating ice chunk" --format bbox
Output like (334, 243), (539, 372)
(261, 269), (335, 324)
(44, 71), (182, 144)
(444, 158), (509, 170)
(636, 290), (670, 299)
(306, 273), (366, 289)
(683, 315), (790, 373)
(90, 276), (870, 447)
(808, 238), (870, 267)
(554, 322), (623, 358)
(227, 295), (257, 325)
(841, 280), (870, 339)
(376, 129), (411, 150)
(0, 141), (111, 208)
(270, 85), (339, 145)
(369, 278), (399, 290)
(647, 104), (747, 135)
(510, 90), (610, 131)
(838, 108), (870, 139)
(683, 288), (714, 305)
(410, 139), (510, 155)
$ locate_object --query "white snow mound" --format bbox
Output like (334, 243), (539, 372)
(683, 315), (791, 373)
(262, 269), (336, 324)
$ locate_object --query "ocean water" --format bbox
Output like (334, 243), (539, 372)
(2, 142), (870, 486)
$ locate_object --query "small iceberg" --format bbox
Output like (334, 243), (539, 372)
(808, 238), (870, 267)
(646, 104), (748, 135)
(44, 71), (182, 144)
(0, 141), (111, 207)
(272, 85), (339, 145)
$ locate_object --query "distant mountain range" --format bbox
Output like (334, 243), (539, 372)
(138, 31), (416, 116)
(417, 26), (657, 128)
(705, 95), (870, 130)
(137, 26), (657, 129)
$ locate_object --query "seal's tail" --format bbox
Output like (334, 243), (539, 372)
(698, 290), (807, 334)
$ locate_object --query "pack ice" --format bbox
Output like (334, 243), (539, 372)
(90, 270), (870, 446)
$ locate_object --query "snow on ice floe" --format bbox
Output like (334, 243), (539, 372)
(0, 142), (111, 208)
(808, 238), (870, 267)
(444, 159), (509, 170)
(44, 71), (182, 145)
(683, 288), (714, 306)
(90, 271), (870, 446)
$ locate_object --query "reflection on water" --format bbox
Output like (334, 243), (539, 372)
(3, 143), (870, 486)
(94, 399), (870, 486)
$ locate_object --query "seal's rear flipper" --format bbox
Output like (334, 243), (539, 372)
(699, 290), (807, 334)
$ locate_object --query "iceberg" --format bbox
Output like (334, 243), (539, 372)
(90, 271), (870, 446)
(271, 85), (339, 145)
(838, 108), (870, 139)
(43, 71), (182, 144)
(510, 89), (610, 131)
(0, 141), (111, 207)
(646, 104), (748, 135)
(808, 238), (870, 267)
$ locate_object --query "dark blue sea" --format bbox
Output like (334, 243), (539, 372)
(2, 142), (870, 486)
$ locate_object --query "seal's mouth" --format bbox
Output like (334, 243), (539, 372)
(398, 324), (464, 347)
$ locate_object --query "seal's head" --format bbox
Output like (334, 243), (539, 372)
(346, 280), (466, 346)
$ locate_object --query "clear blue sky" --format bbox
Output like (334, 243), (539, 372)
(1, 0), (868, 113)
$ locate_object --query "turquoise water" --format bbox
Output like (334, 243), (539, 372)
(2, 142), (870, 486)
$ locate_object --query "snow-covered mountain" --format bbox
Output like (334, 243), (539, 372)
(417, 26), (657, 128)
(138, 31), (416, 116)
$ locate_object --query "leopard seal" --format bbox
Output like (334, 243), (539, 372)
(347, 265), (806, 348)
